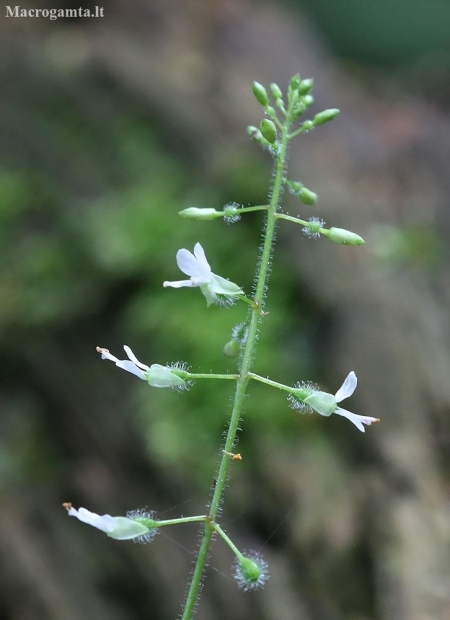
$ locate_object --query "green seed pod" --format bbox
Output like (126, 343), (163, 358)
(252, 81), (269, 106)
(327, 227), (365, 245)
(299, 187), (318, 205)
(259, 119), (277, 144)
(313, 108), (340, 125)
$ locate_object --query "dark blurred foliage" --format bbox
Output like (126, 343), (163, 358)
(0, 1), (449, 620)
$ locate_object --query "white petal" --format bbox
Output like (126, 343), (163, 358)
(193, 243), (211, 274)
(99, 349), (120, 364)
(68, 507), (116, 533)
(98, 347), (146, 379)
(115, 360), (146, 380)
(67, 507), (150, 540)
(123, 346), (149, 371)
(335, 407), (379, 432)
(176, 247), (210, 279)
(163, 279), (196, 288)
(176, 249), (200, 277)
(335, 371), (357, 402)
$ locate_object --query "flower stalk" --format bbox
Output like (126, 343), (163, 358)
(68, 74), (375, 620)
(181, 84), (292, 620)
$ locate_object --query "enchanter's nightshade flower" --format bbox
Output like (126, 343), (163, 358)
(305, 371), (379, 432)
(96, 346), (186, 389)
(291, 372), (380, 432)
(63, 503), (156, 541)
(163, 242), (244, 307)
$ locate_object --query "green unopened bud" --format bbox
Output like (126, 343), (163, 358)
(147, 364), (187, 388)
(179, 207), (222, 221)
(260, 119), (277, 144)
(313, 108), (340, 125)
(270, 83), (283, 100)
(223, 340), (241, 359)
(239, 556), (261, 582)
(299, 187), (318, 205)
(303, 95), (314, 108)
(326, 227), (365, 246)
(302, 120), (314, 132)
(289, 73), (301, 91)
(234, 552), (269, 591)
(252, 81), (269, 107)
(298, 78), (314, 95)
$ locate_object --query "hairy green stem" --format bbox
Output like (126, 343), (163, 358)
(212, 522), (243, 559)
(155, 516), (208, 528)
(181, 114), (292, 620)
(248, 372), (293, 393)
(187, 373), (239, 381)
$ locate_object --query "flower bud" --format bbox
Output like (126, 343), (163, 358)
(303, 95), (314, 108)
(313, 108), (340, 125)
(298, 78), (314, 95)
(223, 339), (241, 358)
(302, 120), (314, 132)
(234, 552), (269, 591)
(252, 81), (269, 106)
(289, 73), (301, 91)
(270, 82), (283, 100)
(179, 207), (222, 221)
(147, 364), (187, 388)
(326, 227), (365, 246)
(299, 187), (318, 205)
(259, 119), (277, 144)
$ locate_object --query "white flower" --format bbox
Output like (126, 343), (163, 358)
(64, 504), (151, 540)
(163, 242), (244, 306)
(96, 345), (148, 380)
(304, 371), (380, 432)
(96, 346), (187, 388)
